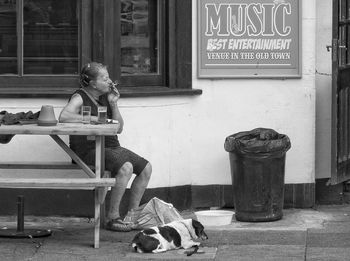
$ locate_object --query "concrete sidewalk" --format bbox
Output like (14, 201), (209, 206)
(1, 204), (350, 260)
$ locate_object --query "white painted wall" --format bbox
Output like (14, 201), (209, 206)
(0, 0), (317, 187)
(315, 0), (332, 179)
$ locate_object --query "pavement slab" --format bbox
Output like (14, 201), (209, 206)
(312, 205), (350, 221)
(124, 247), (217, 261)
(207, 208), (332, 231)
(306, 247), (350, 261)
(35, 242), (132, 260)
(1, 204), (350, 260)
(0, 241), (40, 261)
(306, 231), (350, 248)
(203, 230), (306, 246)
(215, 245), (305, 261)
(313, 221), (350, 233)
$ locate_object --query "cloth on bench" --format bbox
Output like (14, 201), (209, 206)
(0, 110), (40, 144)
(0, 110), (40, 125)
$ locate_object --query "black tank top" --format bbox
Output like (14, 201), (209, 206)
(69, 89), (120, 156)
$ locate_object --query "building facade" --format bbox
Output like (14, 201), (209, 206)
(0, 0), (340, 215)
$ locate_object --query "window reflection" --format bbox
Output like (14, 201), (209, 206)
(22, 0), (78, 75)
(121, 0), (158, 75)
(0, 0), (159, 78)
(0, 0), (17, 74)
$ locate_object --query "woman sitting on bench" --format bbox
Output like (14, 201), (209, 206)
(59, 62), (152, 232)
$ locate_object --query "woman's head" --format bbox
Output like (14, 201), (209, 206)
(80, 62), (112, 93)
(80, 62), (107, 87)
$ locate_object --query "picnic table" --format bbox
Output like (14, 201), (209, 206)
(0, 122), (119, 248)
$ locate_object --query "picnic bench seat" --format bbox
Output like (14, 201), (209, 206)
(0, 178), (115, 188)
(0, 162), (113, 188)
(0, 162), (113, 185)
(0, 161), (114, 248)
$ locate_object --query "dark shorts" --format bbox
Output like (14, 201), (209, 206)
(83, 146), (149, 176)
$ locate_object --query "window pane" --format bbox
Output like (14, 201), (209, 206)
(0, 0), (17, 74)
(121, 0), (158, 75)
(23, 0), (78, 75)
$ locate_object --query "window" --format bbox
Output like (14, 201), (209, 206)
(120, 0), (164, 86)
(101, 0), (165, 88)
(0, 0), (198, 97)
(22, 1), (78, 75)
(0, 0), (79, 75)
(0, 0), (17, 74)
(0, 0), (87, 94)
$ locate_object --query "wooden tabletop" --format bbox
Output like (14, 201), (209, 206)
(0, 123), (120, 136)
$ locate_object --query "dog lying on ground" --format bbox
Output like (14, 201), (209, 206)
(131, 219), (208, 253)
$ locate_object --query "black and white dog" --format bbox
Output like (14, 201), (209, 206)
(131, 219), (208, 253)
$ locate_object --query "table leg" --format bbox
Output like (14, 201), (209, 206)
(96, 135), (108, 229)
(94, 136), (105, 249)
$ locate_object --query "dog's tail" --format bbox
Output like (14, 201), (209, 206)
(132, 232), (145, 253)
(131, 242), (144, 253)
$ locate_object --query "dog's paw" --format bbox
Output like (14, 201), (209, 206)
(184, 245), (200, 256)
(183, 241), (200, 249)
(152, 248), (167, 253)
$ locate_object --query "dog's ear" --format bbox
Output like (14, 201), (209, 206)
(191, 219), (203, 229)
(192, 219), (208, 240)
(191, 219), (204, 235)
(180, 219), (198, 239)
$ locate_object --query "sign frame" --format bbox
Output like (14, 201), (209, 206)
(197, 0), (302, 78)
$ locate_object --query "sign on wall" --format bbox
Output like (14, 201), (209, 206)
(198, 0), (301, 78)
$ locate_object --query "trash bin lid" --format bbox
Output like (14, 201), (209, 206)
(224, 128), (291, 156)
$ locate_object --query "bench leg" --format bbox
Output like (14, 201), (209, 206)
(94, 190), (100, 249)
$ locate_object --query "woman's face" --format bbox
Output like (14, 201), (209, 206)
(93, 68), (112, 94)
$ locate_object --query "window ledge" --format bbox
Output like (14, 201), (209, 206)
(0, 87), (202, 98)
(120, 87), (202, 97)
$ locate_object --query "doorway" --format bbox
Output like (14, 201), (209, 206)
(331, 0), (350, 185)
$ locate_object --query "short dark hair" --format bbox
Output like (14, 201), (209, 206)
(80, 62), (107, 87)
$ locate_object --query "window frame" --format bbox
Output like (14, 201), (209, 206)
(0, 0), (201, 98)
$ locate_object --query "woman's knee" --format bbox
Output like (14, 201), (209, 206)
(118, 162), (133, 178)
(140, 162), (152, 180)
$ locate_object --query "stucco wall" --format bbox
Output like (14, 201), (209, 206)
(0, 0), (316, 187)
(191, 0), (316, 184)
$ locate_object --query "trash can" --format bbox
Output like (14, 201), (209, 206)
(224, 128), (291, 222)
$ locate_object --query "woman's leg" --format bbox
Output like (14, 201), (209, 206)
(107, 161), (133, 220)
(128, 162), (152, 211)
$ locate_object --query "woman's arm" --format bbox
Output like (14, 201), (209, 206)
(59, 94), (98, 123)
(109, 102), (124, 133)
(107, 90), (124, 133)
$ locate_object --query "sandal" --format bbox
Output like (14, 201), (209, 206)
(106, 217), (132, 232)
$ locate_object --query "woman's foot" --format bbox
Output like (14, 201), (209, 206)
(106, 217), (133, 232)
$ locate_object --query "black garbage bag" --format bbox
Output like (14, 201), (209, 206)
(224, 127), (291, 157)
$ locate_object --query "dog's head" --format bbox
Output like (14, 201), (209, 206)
(191, 219), (208, 240)
(180, 219), (208, 240)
